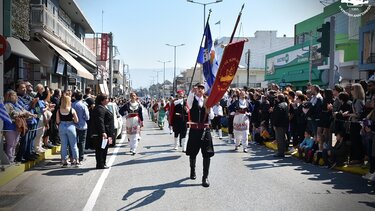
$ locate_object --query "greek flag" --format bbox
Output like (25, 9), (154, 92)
(197, 23), (219, 94)
(0, 102), (12, 124)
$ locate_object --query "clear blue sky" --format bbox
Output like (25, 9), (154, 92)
(76, 0), (325, 88)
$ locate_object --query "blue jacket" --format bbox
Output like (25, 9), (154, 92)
(73, 100), (90, 130)
(299, 137), (314, 149)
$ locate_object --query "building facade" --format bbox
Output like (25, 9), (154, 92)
(265, 1), (370, 90)
(214, 31), (294, 88)
(359, 7), (375, 73)
(3, 0), (96, 92)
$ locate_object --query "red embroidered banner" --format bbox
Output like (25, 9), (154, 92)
(206, 40), (246, 107)
(100, 33), (109, 61)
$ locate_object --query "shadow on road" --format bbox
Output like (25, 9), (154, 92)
(245, 145), (375, 198)
(41, 167), (97, 176)
(118, 178), (200, 211)
(113, 155), (181, 167)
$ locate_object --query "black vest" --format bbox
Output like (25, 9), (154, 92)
(174, 101), (188, 120)
(190, 97), (207, 123)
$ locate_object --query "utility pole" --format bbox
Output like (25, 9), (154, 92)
(108, 32), (113, 98)
(0, 0), (6, 165)
(246, 49), (250, 87)
(328, 16), (335, 88)
(308, 31), (313, 84)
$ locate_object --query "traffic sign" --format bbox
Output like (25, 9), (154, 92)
(0, 35), (7, 56)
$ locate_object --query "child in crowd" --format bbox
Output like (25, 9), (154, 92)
(360, 119), (375, 181)
(322, 131), (348, 168)
(254, 121), (271, 145)
(298, 130), (314, 161)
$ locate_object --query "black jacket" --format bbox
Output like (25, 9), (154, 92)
(272, 101), (289, 128)
(90, 105), (114, 137)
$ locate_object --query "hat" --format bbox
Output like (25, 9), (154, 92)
(195, 82), (205, 89)
(177, 90), (185, 94)
(368, 75), (375, 83)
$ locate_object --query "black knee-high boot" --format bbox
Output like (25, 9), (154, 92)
(189, 157), (196, 180)
(202, 158), (210, 187)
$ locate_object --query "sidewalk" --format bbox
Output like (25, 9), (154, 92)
(0, 146), (61, 187)
(221, 127), (369, 176)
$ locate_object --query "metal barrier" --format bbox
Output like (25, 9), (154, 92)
(0, 121), (45, 166)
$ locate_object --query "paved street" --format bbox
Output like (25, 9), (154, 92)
(0, 116), (374, 211)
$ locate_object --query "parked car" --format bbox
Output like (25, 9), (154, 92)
(106, 102), (123, 146)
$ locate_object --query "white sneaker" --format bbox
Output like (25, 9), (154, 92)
(362, 172), (373, 180)
(368, 173), (375, 181)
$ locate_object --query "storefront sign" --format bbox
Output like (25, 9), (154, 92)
(266, 44), (322, 75)
(100, 33), (109, 61)
(68, 77), (77, 85)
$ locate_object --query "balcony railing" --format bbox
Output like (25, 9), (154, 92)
(30, 5), (96, 63)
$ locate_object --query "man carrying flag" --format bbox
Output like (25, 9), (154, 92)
(197, 23), (218, 94)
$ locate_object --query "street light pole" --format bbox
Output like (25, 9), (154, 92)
(165, 44), (184, 95)
(157, 60), (171, 98)
(123, 64), (129, 97)
(187, 0), (223, 30)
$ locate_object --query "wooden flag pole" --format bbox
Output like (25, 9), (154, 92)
(229, 4), (245, 44)
(188, 9), (212, 94)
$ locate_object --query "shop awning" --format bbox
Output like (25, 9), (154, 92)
(68, 49), (97, 70)
(7, 37), (40, 63)
(41, 38), (94, 80)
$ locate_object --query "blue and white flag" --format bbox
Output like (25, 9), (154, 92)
(0, 102), (12, 124)
(197, 23), (219, 94)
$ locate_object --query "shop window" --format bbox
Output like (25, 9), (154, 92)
(363, 30), (375, 64)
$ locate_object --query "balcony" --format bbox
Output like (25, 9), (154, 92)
(30, 4), (96, 63)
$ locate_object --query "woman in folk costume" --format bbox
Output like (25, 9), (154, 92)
(123, 92), (143, 155)
(164, 96), (174, 134)
(233, 90), (251, 153)
(169, 90), (189, 151)
(152, 101), (159, 123)
(157, 100), (166, 129)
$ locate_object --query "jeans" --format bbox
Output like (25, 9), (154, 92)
(16, 123), (37, 161)
(5, 131), (20, 162)
(76, 129), (87, 161)
(59, 122), (78, 162)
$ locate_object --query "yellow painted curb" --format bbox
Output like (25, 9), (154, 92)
(0, 145), (61, 187)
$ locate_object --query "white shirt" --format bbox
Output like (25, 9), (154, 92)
(213, 105), (223, 116)
(187, 91), (214, 120)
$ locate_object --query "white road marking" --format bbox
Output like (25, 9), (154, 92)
(83, 134), (126, 211)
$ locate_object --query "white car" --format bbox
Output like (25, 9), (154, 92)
(106, 102), (123, 145)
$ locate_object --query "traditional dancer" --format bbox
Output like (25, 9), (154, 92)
(121, 92), (143, 155)
(158, 100), (166, 129)
(212, 102), (223, 139)
(169, 90), (189, 151)
(232, 90), (251, 153)
(186, 83), (214, 187)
